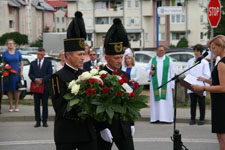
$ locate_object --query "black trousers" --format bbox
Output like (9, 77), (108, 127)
(97, 134), (134, 150)
(33, 91), (49, 123)
(189, 93), (205, 121)
(56, 140), (97, 150)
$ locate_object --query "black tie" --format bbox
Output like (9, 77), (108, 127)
(91, 61), (94, 66)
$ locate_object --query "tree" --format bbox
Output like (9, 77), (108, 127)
(0, 32), (28, 46)
(176, 37), (188, 48)
(29, 37), (43, 48)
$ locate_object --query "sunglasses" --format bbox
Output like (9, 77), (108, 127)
(89, 54), (96, 56)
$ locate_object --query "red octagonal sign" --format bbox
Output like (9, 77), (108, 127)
(208, 0), (221, 28)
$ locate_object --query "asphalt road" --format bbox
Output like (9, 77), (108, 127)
(0, 121), (219, 150)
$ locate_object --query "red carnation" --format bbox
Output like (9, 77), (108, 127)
(86, 88), (92, 95)
(90, 79), (96, 84)
(100, 74), (107, 79)
(120, 74), (128, 83)
(113, 70), (118, 75)
(119, 79), (125, 85)
(133, 82), (139, 89)
(5, 64), (11, 70)
(116, 91), (122, 96)
(130, 92), (136, 98)
(3, 71), (9, 77)
(102, 87), (110, 93)
(91, 90), (96, 95)
(10, 69), (17, 74)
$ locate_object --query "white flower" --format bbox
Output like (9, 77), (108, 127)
(71, 84), (80, 95)
(99, 70), (108, 76)
(90, 68), (98, 76)
(68, 80), (76, 89)
(122, 83), (133, 93)
(80, 72), (92, 80)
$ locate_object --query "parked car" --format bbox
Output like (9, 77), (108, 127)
(134, 51), (191, 86)
(166, 51), (194, 62)
(19, 54), (59, 99)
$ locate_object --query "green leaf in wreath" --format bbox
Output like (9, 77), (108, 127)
(69, 98), (80, 107)
(66, 103), (72, 112)
(63, 93), (74, 101)
(111, 104), (125, 114)
(106, 107), (114, 119)
(96, 105), (106, 114)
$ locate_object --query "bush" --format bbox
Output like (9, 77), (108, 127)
(176, 37), (188, 48)
(0, 32), (28, 46)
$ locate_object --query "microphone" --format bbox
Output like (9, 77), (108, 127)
(194, 49), (209, 64)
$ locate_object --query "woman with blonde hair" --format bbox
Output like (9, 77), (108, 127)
(192, 35), (225, 150)
(83, 43), (91, 63)
(2, 39), (23, 112)
(122, 54), (139, 86)
(53, 50), (65, 73)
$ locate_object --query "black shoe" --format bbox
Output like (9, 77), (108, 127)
(189, 120), (196, 125)
(198, 120), (205, 125)
(34, 122), (41, 128)
(43, 122), (48, 127)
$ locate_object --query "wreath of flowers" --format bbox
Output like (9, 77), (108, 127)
(63, 68), (148, 124)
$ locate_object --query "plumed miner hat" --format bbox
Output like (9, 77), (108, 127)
(104, 18), (128, 55)
(64, 11), (86, 52)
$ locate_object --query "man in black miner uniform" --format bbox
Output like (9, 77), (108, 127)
(50, 11), (97, 150)
(96, 18), (135, 150)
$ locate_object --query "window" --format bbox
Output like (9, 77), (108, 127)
(145, 33), (149, 41)
(95, 17), (109, 24)
(159, 32), (165, 41)
(87, 34), (92, 41)
(57, 28), (60, 32)
(135, 0), (139, 8)
(127, 17), (132, 26)
(172, 32), (185, 40)
(62, 17), (64, 23)
(135, 54), (152, 63)
(9, 20), (13, 28)
(171, 15), (185, 24)
(157, 1), (162, 7)
(79, 1), (84, 10)
(127, 0), (131, 8)
(200, 0), (204, 7)
(87, 0), (93, 9)
(200, 32), (204, 40)
(62, 28), (65, 32)
(200, 15), (204, 24)
(134, 17), (140, 26)
(57, 17), (59, 23)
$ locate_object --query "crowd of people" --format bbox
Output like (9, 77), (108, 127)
(0, 10), (225, 150)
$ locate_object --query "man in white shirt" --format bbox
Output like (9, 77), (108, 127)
(185, 44), (211, 125)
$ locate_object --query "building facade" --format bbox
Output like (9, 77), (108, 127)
(65, 0), (209, 49)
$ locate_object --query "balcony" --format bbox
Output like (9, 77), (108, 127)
(95, 24), (111, 33)
(142, 0), (153, 16)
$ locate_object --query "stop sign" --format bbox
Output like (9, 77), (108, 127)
(208, 0), (221, 28)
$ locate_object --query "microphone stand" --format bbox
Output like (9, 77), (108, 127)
(158, 60), (202, 150)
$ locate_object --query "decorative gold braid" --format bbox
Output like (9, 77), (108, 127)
(56, 76), (60, 94)
(51, 78), (55, 96)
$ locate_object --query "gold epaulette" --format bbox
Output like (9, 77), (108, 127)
(51, 75), (61, 97)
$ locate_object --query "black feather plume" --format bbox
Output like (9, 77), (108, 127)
(67, 11), (86, 40)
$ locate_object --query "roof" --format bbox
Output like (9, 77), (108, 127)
(8, 0), (20, 8)
(45, 0), (67, 8)
(16, 0), (27, 6)
(32, 0), (55, 11)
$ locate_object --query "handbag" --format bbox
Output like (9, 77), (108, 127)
(16, 77), (27, 91)
(30, 82), (44, 94)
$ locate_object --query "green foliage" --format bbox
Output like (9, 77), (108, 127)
(29, 38), (43, 48)
(176, 37), (188, 48)
(0, 32), (28, 46)
(169, 44), (176, 48)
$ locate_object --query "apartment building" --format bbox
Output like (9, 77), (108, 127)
(0, 0), (55, 43)
(65, 0), (209, 49)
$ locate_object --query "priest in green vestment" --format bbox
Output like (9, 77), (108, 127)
(146, 45), (175, 123)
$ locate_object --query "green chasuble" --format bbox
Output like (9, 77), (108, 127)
(152, 56), (170, 101)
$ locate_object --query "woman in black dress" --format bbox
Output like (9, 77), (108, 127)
(192, 35), (225, 150)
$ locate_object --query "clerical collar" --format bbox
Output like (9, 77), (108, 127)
(106, 65), (115, 72)
(66, 62), (78, 71)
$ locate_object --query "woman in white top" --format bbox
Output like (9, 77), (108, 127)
(122, 54), (139, 86)
(53, 50), (65, 73)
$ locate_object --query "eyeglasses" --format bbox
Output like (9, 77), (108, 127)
(89, 54), (96, 56)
